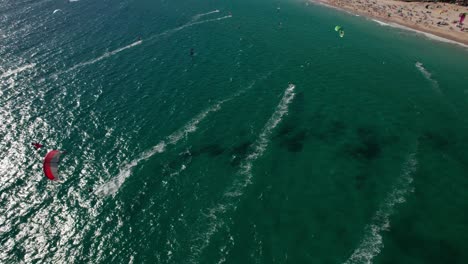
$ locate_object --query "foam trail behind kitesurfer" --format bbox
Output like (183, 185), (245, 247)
(95, 77), (263, 197)
(191, 10), (220, 21)
(61, 12), (231, 75)
(415, 62), (461, 117)
(189, 83), (296, 261)
(61, 40), (142, 74)
(95, 101), (225, 196)
(415, 62), (440, 93)
(1, 63), (36, 79)
(146, 14), (232, 42)
(344, 150), (418, 264)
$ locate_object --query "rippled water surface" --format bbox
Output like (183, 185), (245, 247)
(1, 0), (467, 263)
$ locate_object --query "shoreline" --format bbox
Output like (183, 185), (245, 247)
(311, 0), (468, 48)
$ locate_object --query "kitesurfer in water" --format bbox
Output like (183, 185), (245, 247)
(190, 48), (194, 57)
(32, 142), (43, 150)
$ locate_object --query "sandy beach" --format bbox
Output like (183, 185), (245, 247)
(312, 0), (468, 46)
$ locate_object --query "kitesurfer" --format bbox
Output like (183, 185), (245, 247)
(190, 48), (194, 57)
(32, 142), (43, 150)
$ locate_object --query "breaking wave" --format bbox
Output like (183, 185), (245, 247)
(372, 19), (390, 27)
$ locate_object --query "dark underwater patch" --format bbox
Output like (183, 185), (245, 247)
(343, 126), (381, 161)
(198, 144), (225, 157)
(421, 131), (450, 150)
(313, 120), (348, 142)
(276, 122), (295, 138)
(280, 130), (308, 152)
(355, 173), (367, 190)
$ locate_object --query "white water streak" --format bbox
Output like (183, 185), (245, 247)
(64, 40), (142, 73)
(344, 151), (418, 264)
(95, 101), (225, 196)
(0, 63), (36, 79)
(371, 19), (390, 27)
(190, 84), (296, 260)
(63, 13), (232, 74)
(191, 10), (220, 21)
(148, 15), (232, 41)
(415, 62), (440, 93)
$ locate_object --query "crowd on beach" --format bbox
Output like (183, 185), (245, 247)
(315, 0), (468, 44)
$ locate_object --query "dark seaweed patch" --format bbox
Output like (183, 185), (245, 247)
(329, 121), (347, 138)
(229, 141), (252, 167)
(355, 173), (368, 190)
(231, 141), (251, 155)
(199, 144), (225, 157)
(422, 132), (450, 150)
(276, 122), (295, 138)
(314, 120), (348, 142)
(281, 130), (308, 152)
(344, 127), (381, 161)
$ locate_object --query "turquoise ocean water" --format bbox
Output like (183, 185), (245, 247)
(1, 0), (468, 263)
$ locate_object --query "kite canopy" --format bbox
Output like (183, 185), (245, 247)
(43, 150), (62, 181)
(335, 26), (345, 37)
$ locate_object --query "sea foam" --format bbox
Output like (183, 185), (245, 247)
(64, 12), (232, 74)
(415, 62), (440, 93)
(189, 84), (296, 261)
(344, 151), (418, 264)
(95, 102), (225, 196)
(0, 63), (36, 79)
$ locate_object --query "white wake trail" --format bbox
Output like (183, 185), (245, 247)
(344, 151), (418, 264)
(191, 10), (220, 21)
(415, 62), (440, 93)
(63, 13), (232, 74)
(189, 84), (296, 260)
(0, 63), (36, 79)
(95, 101), (225, 196)
(149, 15), (232, 41)
(63, 40), (142, 74)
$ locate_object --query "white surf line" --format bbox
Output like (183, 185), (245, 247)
(191, 9), (220, 21)
(189, 84), (296, 262)
(371, 19), (468, 49)
(344, 151), (418, 264)
(0, 63), (36, 79)
(371, 19), (390, 27)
